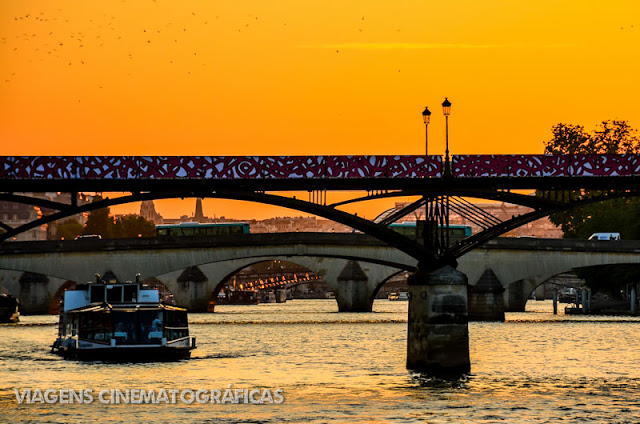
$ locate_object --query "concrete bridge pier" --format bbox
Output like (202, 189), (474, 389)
(18, 272), (51, 315)
(406, 265), (470, 376)
(166, 266), (212, 312)
(468, 269), (505, 321)
(334, 260), (373, 312)
(504, 277), (540, 312)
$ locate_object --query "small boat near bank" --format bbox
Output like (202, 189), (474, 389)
(387, 292), (409, 301)
(51, 275), (196, 361)
(0, 293), (19, 323)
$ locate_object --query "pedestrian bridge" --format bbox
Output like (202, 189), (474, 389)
(1, 234), (639, 315)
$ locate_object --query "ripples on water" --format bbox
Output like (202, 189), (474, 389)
(2, 299), (640, 423)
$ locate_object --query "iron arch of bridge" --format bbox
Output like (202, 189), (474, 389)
(0, 191), (432, 265)
(2, 187), (640, 267)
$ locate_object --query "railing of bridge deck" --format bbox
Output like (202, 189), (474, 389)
(0, 156), (442, 179)
(1, 154), (640, 179)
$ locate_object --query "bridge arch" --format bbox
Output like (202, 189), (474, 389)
(371, 270), (410, 301)
(500, 261), (640, 313)
(203, 259), (325, 311)
(150, 255), (403, 313)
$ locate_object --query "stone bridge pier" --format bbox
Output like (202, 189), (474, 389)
(467, 269), (505, 321)
(0, 270), (70, 314)
(503, 277), (544, 312)
(332, 260), (374, 312)
(322, 260), (402, 312)
(406, 265), (471, 376)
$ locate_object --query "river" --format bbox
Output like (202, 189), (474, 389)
(2, 299), (640, 423)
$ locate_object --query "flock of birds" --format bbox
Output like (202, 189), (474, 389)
(2, 5), (637, 87)
(2, 7), (297, 86)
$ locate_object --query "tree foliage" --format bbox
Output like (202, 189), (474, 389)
(80, 197), (155, 239)
(55, 219), (84, 240)
(113, 214), (156, 238)
(542, 120), (640, 239)
(542, 120), (640, 296)
(82, 196), (115, 238)
(543, 120), (639, 155)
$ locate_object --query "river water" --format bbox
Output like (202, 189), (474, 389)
(2, 299), (640, 423)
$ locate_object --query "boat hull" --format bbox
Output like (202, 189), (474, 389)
(53, 344), (193, 362)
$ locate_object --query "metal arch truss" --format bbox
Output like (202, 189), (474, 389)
(0, 190), (438, 268)
(445, 188), (640, 258)
(2, 187), (640, 272)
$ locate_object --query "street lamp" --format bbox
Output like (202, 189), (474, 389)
(422, 107), (431, 155)
(442, 97), (452, 176)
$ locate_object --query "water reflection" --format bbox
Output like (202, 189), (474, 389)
(1, 299), (640, 422)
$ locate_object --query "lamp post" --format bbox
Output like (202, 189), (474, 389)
(422, 107), (431, 155)
(442, 97), (452, 177)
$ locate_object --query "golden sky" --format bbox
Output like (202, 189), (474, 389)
(1, 1), (639, 219)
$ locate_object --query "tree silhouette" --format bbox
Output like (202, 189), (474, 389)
(542, 120), (640, 297)
(114, 214), (155, 238)
(82, 196), (115, 238)
(55, 219), (83, 240)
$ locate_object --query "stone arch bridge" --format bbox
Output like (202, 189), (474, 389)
(1, 234), (639, 316)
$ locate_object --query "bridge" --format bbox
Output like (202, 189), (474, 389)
(3, 154), (640, 375)
(1, 234), (638, 316)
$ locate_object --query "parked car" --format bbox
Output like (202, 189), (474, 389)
(588, 232), (620, 241)
(74, 234), (102, 240)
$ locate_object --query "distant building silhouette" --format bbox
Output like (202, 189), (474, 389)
(1, 193), (92, 241)
(140, 200), (163, 224)
(194, 198), (205, 223)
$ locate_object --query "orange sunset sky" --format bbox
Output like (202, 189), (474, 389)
(1, 1), (639, 220)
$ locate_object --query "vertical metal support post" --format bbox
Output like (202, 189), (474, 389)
(581, 289), (587, 314)
(439, 196), (445, 251)
(445, 195), (450, 248)
(444, 115), (451, 177)
(552, 289), (558, 315)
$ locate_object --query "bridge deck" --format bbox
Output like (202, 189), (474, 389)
(1, 234), (638, 255)
(2, 155), (640, 192)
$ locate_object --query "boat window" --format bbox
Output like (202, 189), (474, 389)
(90, 286), (105, 303)
(111, 311), (141, 344)
(164, 310), (189, 341)
(107, 286), (123, 303)
(78, 311), (112, 342)
(123, 285), (137, 302)
(139, 310), (163, 342)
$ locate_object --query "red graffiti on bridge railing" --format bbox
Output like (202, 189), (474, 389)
(0, 156), (442, 179)
(1, 155), (639, 179)
(453, 154), (640, 177)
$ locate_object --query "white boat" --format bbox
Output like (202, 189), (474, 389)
(51, 275), (196, 361)
(388, 291), (409, 301)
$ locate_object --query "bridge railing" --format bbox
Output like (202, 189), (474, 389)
(1, 154), (639, 180)
(0, 156), (442, 180)
(453, 154), (640, 177)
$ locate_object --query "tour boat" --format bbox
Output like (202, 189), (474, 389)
(51, 275), (196, 361)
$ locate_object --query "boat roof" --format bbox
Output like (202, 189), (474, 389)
(66, 302), (187, 314)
